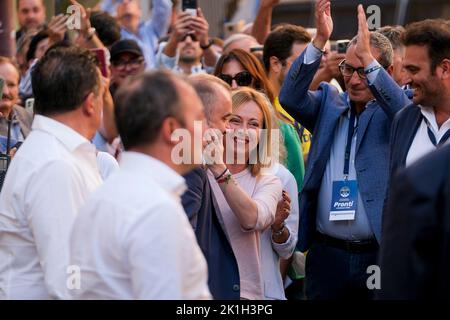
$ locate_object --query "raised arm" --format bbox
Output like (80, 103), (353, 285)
(71, 0), (105, 49)
(143, 0), (172, 40)
(252, 0), (280, 44)
(190, 8), (219, 68)
(279, 0), (334, 132)
(355, 5), (411, 119)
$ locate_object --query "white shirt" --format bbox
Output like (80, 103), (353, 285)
(96, 151), (119, 180)
(261, 163), (299, 300)
(70, 152), (211, 300)
(0, 115), (102, 300)
(406, 106), (450, 166)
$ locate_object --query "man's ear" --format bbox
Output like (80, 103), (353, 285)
(439, 58), (450, 80)
(82, 92), (96, 116)
(269, 56), (282, 74)
(386, 64), (394, 76)
(160, 116), (182, 145)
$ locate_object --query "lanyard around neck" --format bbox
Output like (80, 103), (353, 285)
(343, 108), (357, 180)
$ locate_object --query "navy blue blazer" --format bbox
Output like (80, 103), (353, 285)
(389, 104), (422, 177)
(279, 49), (411, 251)
(181, 167), (240, 300)
(378, 145), (450, 299)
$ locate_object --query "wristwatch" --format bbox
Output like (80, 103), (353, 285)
(200, 39), (214, 50)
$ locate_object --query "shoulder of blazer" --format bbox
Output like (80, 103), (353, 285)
(395, 103), (420, 119)
(392, 103), (421, 129)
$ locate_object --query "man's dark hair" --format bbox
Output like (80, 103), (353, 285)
(26, 30), (49, 62)
(402, 19), (450, 71)
(263, 24), (312, 72)
(378, 25), (405, 51)
(90, 11), (121, 47)
(31, 45), (100, 116)
(17, 0), (45, 9)
(114, 70), (184, 150)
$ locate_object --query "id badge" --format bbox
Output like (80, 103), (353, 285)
(329, 180), (358, 221)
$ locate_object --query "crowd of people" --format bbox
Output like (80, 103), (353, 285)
(0, 0), (449, 300)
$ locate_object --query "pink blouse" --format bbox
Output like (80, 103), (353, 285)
(208, 168), (282, 300)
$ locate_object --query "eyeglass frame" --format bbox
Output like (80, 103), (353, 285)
(338, 59), (387, 80)
(111, 56), (145, 69)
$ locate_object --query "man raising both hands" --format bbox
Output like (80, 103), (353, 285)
(279, 1), (410, 299)
(157, 8), (218, 75)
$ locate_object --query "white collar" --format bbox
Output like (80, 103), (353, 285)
(419, 106), (450, 134)
(119, 151), (186, 197)
(175, 63), (205, 75)
(32, 115), (92, 152)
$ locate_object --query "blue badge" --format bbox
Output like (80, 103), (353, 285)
(329, 180), (358, 221)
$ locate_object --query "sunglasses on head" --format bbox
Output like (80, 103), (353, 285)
(219, 71), (253, 87)
(181, 33), (198, 42)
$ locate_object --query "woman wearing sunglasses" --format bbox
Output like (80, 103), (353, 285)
(207, 87), (282, 300)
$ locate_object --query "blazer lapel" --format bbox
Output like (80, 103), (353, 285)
(303, 100), (348, 187)
(398, 106), (423, 166)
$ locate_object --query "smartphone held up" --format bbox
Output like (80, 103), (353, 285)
(182, 0), (198, 17)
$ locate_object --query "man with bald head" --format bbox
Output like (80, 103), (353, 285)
(70, 70), (210, 299)
(223, 33), (260, 54)
(181, 74), (240, 300)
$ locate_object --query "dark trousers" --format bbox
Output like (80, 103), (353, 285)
(305, 242), (378, 300)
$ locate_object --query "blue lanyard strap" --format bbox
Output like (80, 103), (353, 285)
(426, 125), (450, 147)
(343, 110), (357, 179)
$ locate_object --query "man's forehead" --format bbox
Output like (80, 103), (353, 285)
(18, 0), (44, 9)
(404, 45), (429, 58)
(0, 62), (20, 81)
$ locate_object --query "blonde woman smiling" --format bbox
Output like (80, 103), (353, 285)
(206, 87), (282, 300)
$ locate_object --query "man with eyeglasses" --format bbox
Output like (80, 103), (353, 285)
(92, 39), (145, 155)
(279, 1), (410, 300)
(156, 9), (219, 75)
(109, 39), (146, 97)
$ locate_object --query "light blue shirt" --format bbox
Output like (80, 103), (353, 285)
(120, 0), (172, 69)
(92, 131), (109, 153)
(100, 0), (121, 16)
(0, 113), (24, 154)
(304, 43), (380, 240)
(155, 41), (219, 75)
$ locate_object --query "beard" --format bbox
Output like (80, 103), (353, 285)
(413, 77), (443, 107)
(179, 54), (198, 64)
